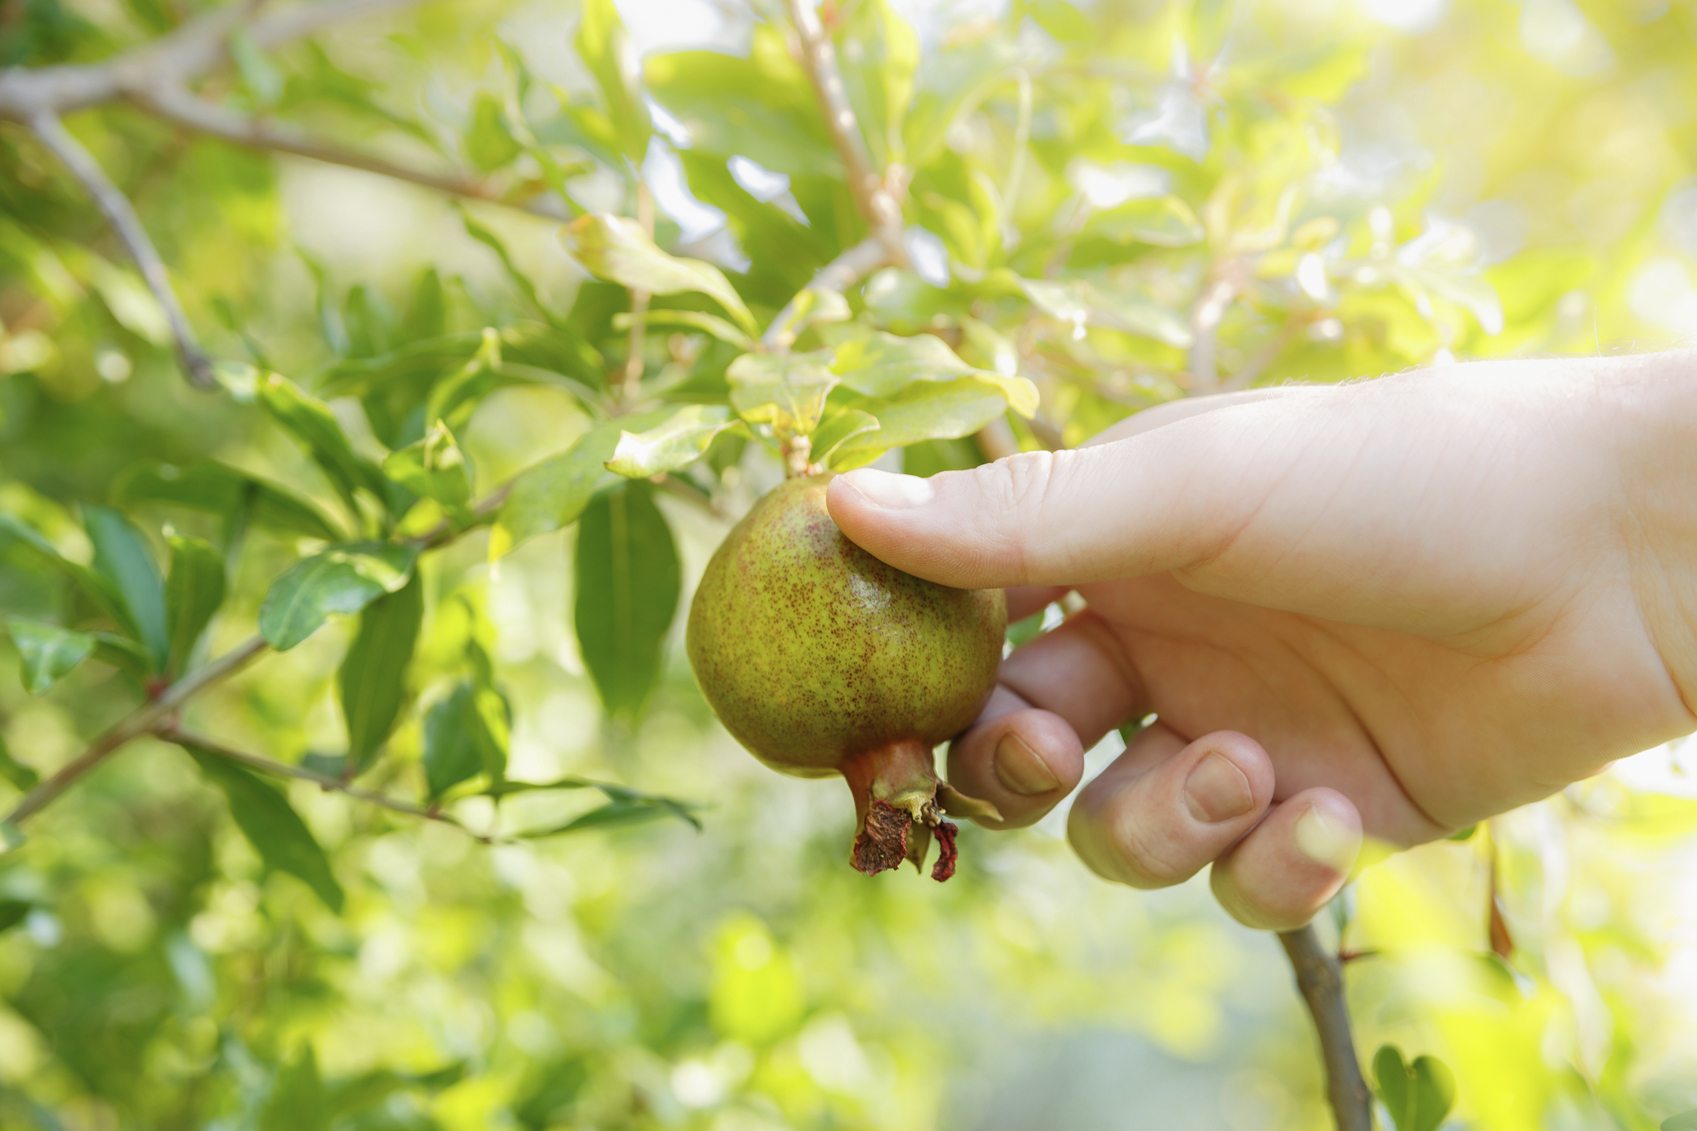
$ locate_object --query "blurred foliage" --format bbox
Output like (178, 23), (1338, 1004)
(2, 0), (1697, 1129)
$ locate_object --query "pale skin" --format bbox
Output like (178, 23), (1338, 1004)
(826, 351), (1697, 930)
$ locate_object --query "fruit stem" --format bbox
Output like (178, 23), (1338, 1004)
(780, 434), (814, 478)
(840, 737), (959, 881)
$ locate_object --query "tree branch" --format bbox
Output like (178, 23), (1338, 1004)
(784, 0), (904, 256)
(5, 634), (267, 825)
(26, 111), (217, 388)
(129, 85), (570, 220)
(157, 726), (492, 842)
(1278, 925), (1372, 1131)
(0, 0), (426, 119)
(4, 477), (512, 829)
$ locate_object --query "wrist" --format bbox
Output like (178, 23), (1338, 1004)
(1605, 349), (1697, 724)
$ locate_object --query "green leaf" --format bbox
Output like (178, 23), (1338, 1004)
(115, 462), (343, 542)
(0, 733), (39, 791)
(0, 514), (129, 628)
(644, 35), (839, 178)
(613, 308), (754, 349)
(381, 421), (474, 518)
(835, 0), (919, 164)
(259, 543), (419, 651)
(4, 618), (96, 694)
(574, 483), (680, 721)
(423, 680), (509, 800)
(164, 535), (225, 675)
(338, 573), (423, 771)
(465, 91), (522, 172)
(83, 506), (168, 669)
(562, 214), (757, 335)
(0, 820), (22, 855)
(1081, 196), (1206, 248)
(833, 379), (1013, 466)
(258, 373), (387, 518)
(489, 423), (622, 559)
(486, 776), (700, 831)
(811, 407), (881, 470)
(182, 744), (345, 912)
(1014, 275), (1192, 348)
(606, 405), (739, 479)
(260, 1046), (327, 1131)
(576, 0), (651, 164)
(0, 899), (30, 935)
(727, 350), (837, 436)
(1373, 1045), (1456, 1131)
(459, 213), (560, 329)
(831, 331), (1038, 417)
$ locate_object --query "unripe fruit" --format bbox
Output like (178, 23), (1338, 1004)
(687, 475), (1005, 880)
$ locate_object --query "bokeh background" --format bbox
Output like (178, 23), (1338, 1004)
(3, 1), (1697, 1128)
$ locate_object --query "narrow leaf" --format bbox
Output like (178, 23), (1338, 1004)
(259, 374), (388, 517)
(605, 405), (737, 478)
(489, 423), (621, 559)
(563, 214), (757, 335)
(339, 573), (424, 770)
(576, 0), (652, 163)
(116, 462), (343, 541)
(574, 483), (680, 721)
(381, 421), (474, 516)
(5, 618), (96, 694)
(83, 506), (169, 669)
(182, 744), (345, 912)
(423, 681), (508, 800)
(164, 535), (225, 675)
(259, 543), (418, 651)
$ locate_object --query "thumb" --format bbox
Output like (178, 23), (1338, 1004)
(825, 397), (1309, 588)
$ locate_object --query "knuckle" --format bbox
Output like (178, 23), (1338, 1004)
(1070, 780), (1197, 889)
(984, 450), (1062, 514)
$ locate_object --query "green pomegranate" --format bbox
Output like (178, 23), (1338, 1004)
(687, 474), (1005, 881)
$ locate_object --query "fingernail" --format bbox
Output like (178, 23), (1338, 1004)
(1295, 806), (1360, 872)
(841, 469), (934, 509)
(1183, 751), (1256, 823)
(993, 733), (1061, 796)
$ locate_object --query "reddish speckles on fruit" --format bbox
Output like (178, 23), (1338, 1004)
(686, 475), (1005, 880)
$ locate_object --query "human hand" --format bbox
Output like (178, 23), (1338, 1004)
(826, 353), (1697, 928)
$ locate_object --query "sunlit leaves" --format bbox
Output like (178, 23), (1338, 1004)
(835, 0), (919, 165)
(727, 351), (837, 436)
(830, 379), (1016, 468)
(258, 374), (388, 519)
(181, 743), (345, 912)
(338, 573), (423, 771)
(606, 406), (739, 479)
(4, 617), (95, 693)
(1079, 196), (1206, 249)
(563, 214), (757, 337)
(831, 330), (1039, 417)
(575, 0), (651, 164)
(574, 484), (679, 722)
(1373, 1046), (1456, 1131)
(259, 543), (418, 651)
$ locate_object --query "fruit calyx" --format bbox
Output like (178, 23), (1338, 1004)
(840, 738), (1000, 882)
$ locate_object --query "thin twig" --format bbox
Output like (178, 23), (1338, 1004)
(1188, 270), (1237, 397)
(784, 0), (903, 253)
(129, 85), (570, 220)
(620, 179), (655, 404)
(158, 726), (492, 842)
(5, 635), (268, 825)
(1278, 925), (1372, 1131)
(26, 111), (216, 388)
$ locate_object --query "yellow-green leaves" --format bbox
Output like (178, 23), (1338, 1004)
(381, 421), (474, 522)
(563, 214), (758, 338)
(727, 352), (838, 437)
(1373, 1046), (1456, 1131)
(84, 505), (168, 671)
(605, 406), (740, 479)
(423, 679), (509, 801)
(489, 423), (622, 560)
(164, 535), (225, 676)
(339, 574), (423, 771)
(575, 0), (651, 165)
(259, 543), (418, 651)
(831, 330), (1039, 417)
